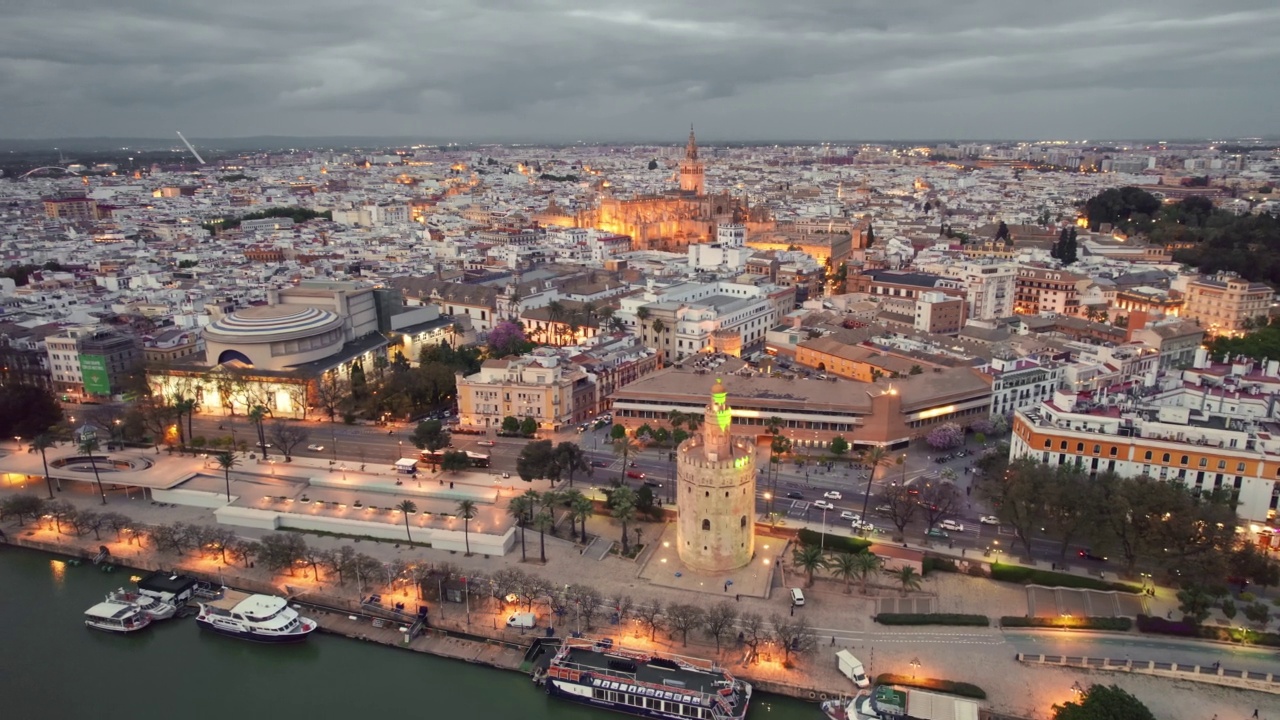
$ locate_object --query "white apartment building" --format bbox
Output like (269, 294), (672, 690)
(981, 354), (1063, 420)
(956, 262), (1016, 321)
(620, 280), (789, 362)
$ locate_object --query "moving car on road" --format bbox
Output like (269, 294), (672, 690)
(840, 511), (860, 522)
(1078, 548), (1108, 562)
(979, 515), (1000, 525)
(940, 519), (964, 532)
(786, 491), (804, 500)
(823, 491), (843, 500)
(925, 527), (949, 539)
(626, 470), (646, 480)
(590, 460), (609, 468)
(813, 500), (835, 510)
(306, 444), (324, 452)
(476, 440), (495, 447)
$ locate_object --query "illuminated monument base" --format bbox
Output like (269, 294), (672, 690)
(675, 379), (757, 574)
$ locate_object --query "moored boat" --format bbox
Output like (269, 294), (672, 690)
(542, 637), (751, 720)
(195, 590), (316, 643)
(107, 588), (178, 620)
(84, 600), (152, 633)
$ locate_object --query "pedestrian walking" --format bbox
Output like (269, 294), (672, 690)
(1253, 709), (1259, 718)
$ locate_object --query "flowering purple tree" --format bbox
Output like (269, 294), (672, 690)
(925, 422), (964, 451)
(487, 321), (528, 358)
(970, 418), (996, 436)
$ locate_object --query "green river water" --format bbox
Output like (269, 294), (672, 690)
(0, 547), (815, 720)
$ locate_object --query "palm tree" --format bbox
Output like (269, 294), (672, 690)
(508, 494), (533, 561)
(570, 492), (594, 544)
(829, 552), (861, 594)
(892, 566), (923, 596)
(248, 405), (269, 459)
(612, 434), (640, 482)
(791, 545), (828, 588)
(31, 433), (57, 499)
(396, 499), (419, 543)
(78, 436), (107, 505)
(668, 409), (686, 430)
(546, 300), (565, 345)
(859, 446), (889, 522)
(651, 318), (666, 337)
(456, 499), (477, 555)
(214, 450), (239, 501)
(852, 552), (882, 594)
(534, 509), (554, 562)
(611, 485), (637, 555)
(449, 321), (465, 348)
(635, 306), (650, 337)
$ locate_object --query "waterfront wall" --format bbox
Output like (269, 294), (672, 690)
(1017, 652), (1280, 695)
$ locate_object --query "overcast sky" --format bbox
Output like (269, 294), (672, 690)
(3, 0), (1279, 142)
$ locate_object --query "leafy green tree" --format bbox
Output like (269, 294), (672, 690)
(1052, 684), (1155, 720)
(829, 436), (849, 463)
(502, 416), (521, 434)
(1176, 585), (1214, 624)
(975, 457), (1048, 557)
(994, 221), (1010, 242)
(1243, 601), (1271, 629)
(610, 423), (627, 441)
(520, 416), (538, 437)
(516, 439), (557, 482)
(0, 385), (64, 439)
(411, 419), (450, 464)
(791, 545), (828, 588)
(440, 450), (470, 474)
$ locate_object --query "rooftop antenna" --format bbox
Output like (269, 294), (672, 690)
(175, 131), (206, 165)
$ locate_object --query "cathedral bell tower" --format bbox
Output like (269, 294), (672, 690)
(679, 125), (706, 196)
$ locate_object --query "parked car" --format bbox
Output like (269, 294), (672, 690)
(823, 491), (843, 500)
(840, 511), (860, 522)
(813, 500), (835, 510)
(306, 444), (324, 452)
(1078, 549), (1109, 562)
(925, 527), (949, 539)
(476, 440), (496, 447)
(786, 491), (804, 500)
(501, 472), (511, 479)
(979, 515), (1000, 525)
(626, 470), (646, 480)
(940, 519), (964, 532)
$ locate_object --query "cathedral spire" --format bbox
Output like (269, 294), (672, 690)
(686, 125), (698, 161)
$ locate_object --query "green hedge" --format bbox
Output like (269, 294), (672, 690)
(923, 557), (959, 575)
(1001, 616), (1132, 631)
(874, 674), (987, 700)
(989, 564), (1141, 593)
(1137, 615), (1280, 646)
(875, 613), (989, 627)
(798, 528), (871, 555)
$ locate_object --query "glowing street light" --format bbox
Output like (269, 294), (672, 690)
(909, 657), (921, 678)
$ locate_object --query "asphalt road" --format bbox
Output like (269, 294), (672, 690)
(179, 415), (1122, 572)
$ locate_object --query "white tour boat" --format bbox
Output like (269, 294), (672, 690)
(195, 590), (317, 643)
(84, 600), (153, 634)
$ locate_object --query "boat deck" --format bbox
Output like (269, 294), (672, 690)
(561, 646), (728, 695)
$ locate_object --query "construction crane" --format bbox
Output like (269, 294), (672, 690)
(175, 131), (206, 165)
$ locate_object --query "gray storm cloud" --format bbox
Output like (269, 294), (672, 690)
(1, 0), (1277, 140)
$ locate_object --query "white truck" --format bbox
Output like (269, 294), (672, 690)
(505, 611), (537, 629)
(836, 649), (870, 688)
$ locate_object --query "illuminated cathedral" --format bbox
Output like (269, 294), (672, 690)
(537, 127), (773, 250)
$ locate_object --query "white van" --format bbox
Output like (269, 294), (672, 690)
(836, 649), (870, 688)
(790, 588), (806, 606)
(506, 612), (537, 629)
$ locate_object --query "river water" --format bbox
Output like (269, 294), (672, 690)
(0, 548), (814, 720)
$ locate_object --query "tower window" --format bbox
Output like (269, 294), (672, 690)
(701, 519), (710, 531)
(740, 516), (747, 528)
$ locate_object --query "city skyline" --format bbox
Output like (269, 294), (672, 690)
(2, 0), (1279, 142)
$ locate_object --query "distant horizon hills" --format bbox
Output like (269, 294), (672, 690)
(1, 134), (1277, 154)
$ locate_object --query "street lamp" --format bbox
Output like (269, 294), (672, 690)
(398, 441), (403, 459)
(909, 657), (921, 679)
(820, 505), (829, 551)
(1071, 681), (1084, 698)
(13, 436), (20, 451)
(764, 492), (774, 527)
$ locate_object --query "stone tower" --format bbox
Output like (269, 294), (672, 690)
(679, 125), (705, 196)
(675, 378), (756, 573)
